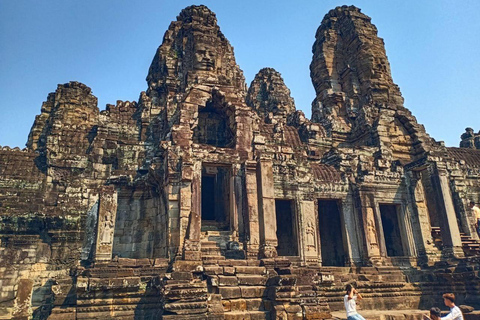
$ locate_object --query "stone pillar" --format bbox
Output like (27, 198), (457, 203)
(95, 185), (118, 262)
(373, 202), (388, 259)
(245, 161), (260, 258)
(399, 202), (417, 258)
(298, 199), (318, 265)
(12, 279), (33, 320)
(230, 165), (239, 240)
(359, 192), (381, 265)
(341, 197), (362, 266)
(257, 158), (277, 258)
(184, 162), (201, 261)
(430, 165), (464, 259)
(406, 171), (438, 264)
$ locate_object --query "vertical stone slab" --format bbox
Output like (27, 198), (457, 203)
(95, 185), (118, 262)
(12, 279), (33, 320)
(299, 200), (318, 265)
(230, 165), (239, 240)
(359, 193), (381, 264)
(245, 161), (260, 258)
(406, 171), (437, 263)
(183, 162), (201, 261)
(257, 158), (277, 258)
(431, 166), (464, 258)
(340, 197), (361, 266)
(167, 182), (181, 259)
(399, 203), (417, 257)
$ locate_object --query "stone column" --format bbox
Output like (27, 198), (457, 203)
(406, 171), (437, 264)
(359, 192), (381, 265)
(183, 162), (201, 261)
(245, 161), (260, 258)
(165, 148), (182, 260)
(95, 185), (118, 262)
(373, 201), (388, 259)
(230, 165), (239, 240)
(430, 165), (464, 258)
(399, 203), (417, 257)
(298, 199), (318, 265)
(341, 197), (361, 266)
(11, 279), (33, 320)
(257, 158), (277, 258)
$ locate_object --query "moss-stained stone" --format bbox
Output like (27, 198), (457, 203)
(1, 4), (480, 320)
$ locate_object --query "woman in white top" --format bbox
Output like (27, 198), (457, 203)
(344, 284), (365, 320)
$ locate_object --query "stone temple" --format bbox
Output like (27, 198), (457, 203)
(1, 4), (480, 320)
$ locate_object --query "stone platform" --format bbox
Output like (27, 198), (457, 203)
(331, 310), (480, 320)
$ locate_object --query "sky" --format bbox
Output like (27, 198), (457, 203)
(1, 1), (479, 148)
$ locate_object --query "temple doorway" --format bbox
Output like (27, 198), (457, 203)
(201, 166), (231, 231)
(379, 204), (405, 257)
(275, 199), (298, 256)
(318, 200), (346, 266)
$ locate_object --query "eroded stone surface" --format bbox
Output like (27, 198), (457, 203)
(1, 4), (480, 320)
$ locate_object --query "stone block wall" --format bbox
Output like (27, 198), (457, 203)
(113, 192), (159, 259)
(1, 3), (480, 320)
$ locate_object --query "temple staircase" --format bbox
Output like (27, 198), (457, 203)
(431, 227), (480, 256)
(204, 259), (271, 320)
(200, 230), (245, 264)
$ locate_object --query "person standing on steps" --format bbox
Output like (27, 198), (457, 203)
(344, 284), (365, 320)
(470, 201), (480, 238)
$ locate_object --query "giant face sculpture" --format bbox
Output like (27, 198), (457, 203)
(194, 41), (216, 71)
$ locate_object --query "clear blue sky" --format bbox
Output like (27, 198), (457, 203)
(1, 1), (479, 148)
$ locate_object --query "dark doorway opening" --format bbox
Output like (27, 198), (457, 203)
(379, 204), (404, 257)
(318, 200), (345, 266)
(201, 166), (230, 231)
(201, 175), (215, 221)
(275, 200), (298, 256)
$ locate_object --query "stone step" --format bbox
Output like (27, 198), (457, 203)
(222, 297), (265, 312)
(224, 310), (270, 320)
(201, 247), (223, 255)
(202, 256), (226, 264)
(202, 230), (233, 237)
(234, 266), (267, 275)
(201, 240), (222, 248)
(162, 314), (208, 320)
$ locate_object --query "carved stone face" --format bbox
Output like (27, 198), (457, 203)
(194, 42), (216, 71)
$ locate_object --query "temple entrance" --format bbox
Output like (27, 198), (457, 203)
(201, 166), (231, 231)
(318, 200), (346, 266)
(379, 204), (405, 257)
(275, 200), (298, 256)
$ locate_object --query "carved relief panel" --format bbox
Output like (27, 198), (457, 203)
(95, 185), (118, 261)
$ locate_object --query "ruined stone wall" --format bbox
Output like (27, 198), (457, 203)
(460, 127), (480, 149)
(1, 4), (480, 320)
(444, 147), (480, 239)
(0, 82), (158, 318)
(113, 190), (160, 259)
